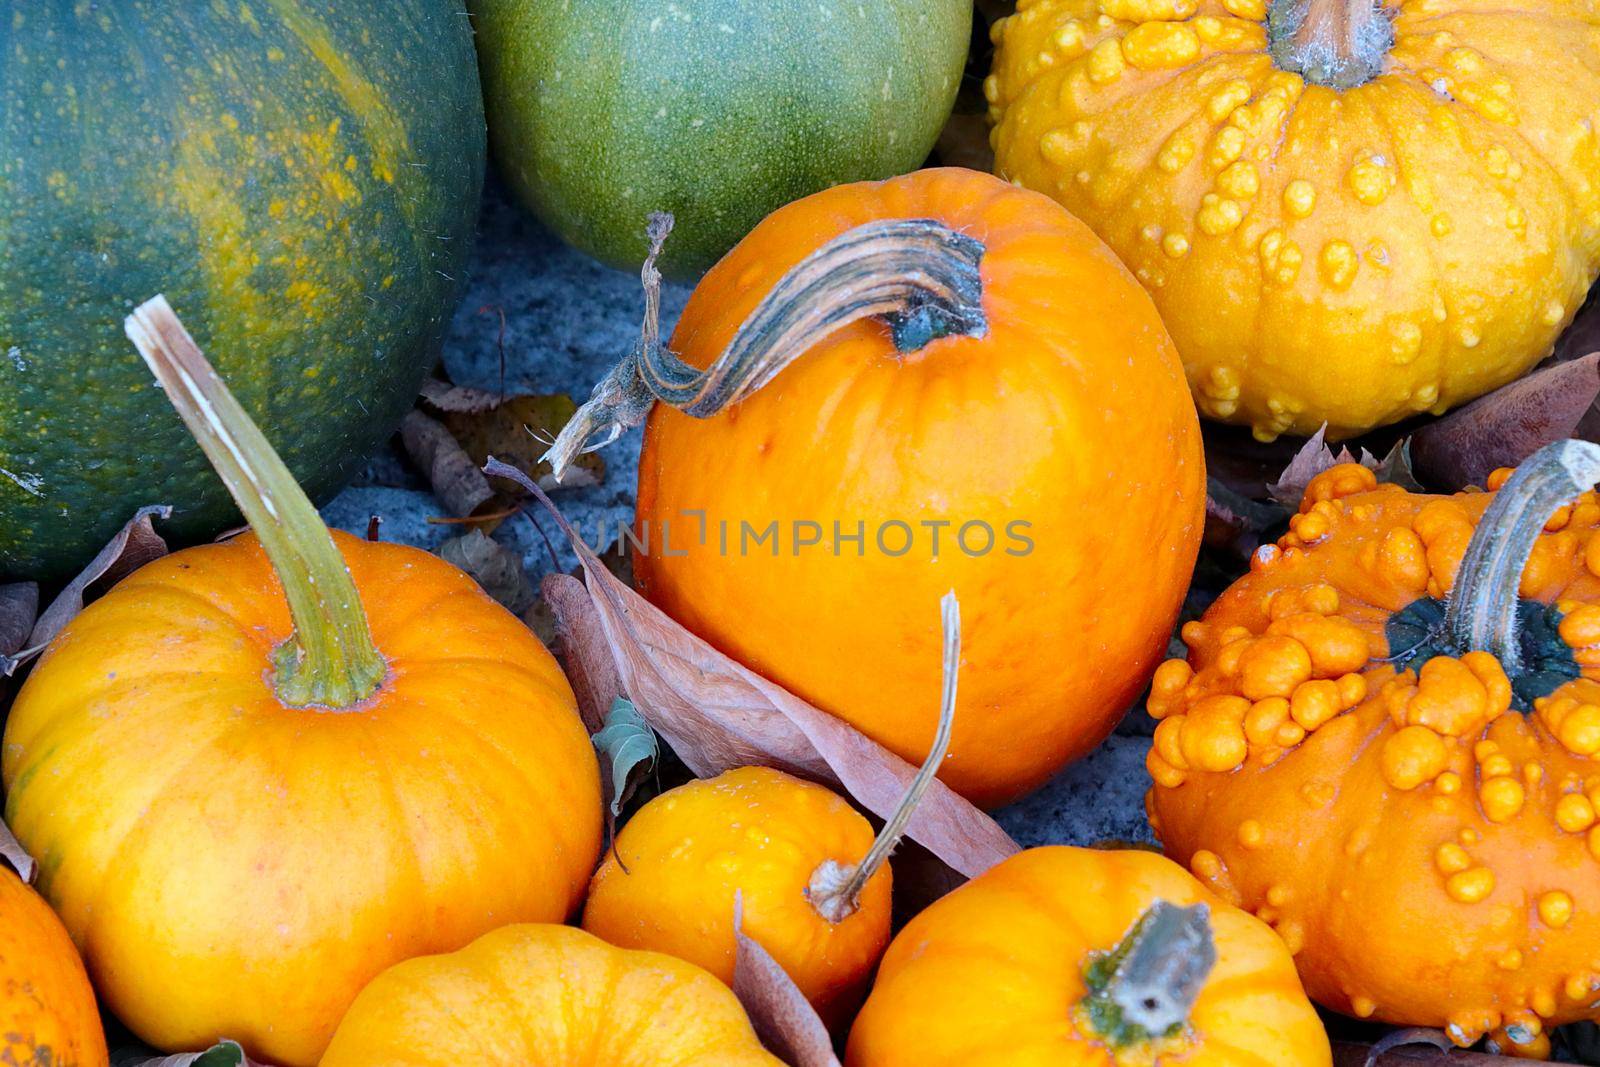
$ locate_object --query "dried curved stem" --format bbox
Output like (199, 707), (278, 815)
(543, 214), (987, 480)
(126, 296), (386, 709)
(1445, 440), (1600, 671)
(1268, 0), (1393, 89)
(807, 591), (961, 924)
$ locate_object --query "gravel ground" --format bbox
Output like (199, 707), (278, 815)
(322, 179), (1157, 845)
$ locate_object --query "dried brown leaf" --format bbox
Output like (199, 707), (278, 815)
(732, 899), (842, 1067)
(543, 573), (626, 733)
(488, 458), (1020, 880)
(1266, 425), (1358, 507)
(1331, 1037), (1519, 1065)
(399, 409), (493, 519)
(4, 505), (171, 676)
(0, 816), (35, 884)
(438, 529), (535, 614)
(1412, 353), (1600, 490)
(422, 382), (603, 493)
(0, 582), (38, 660)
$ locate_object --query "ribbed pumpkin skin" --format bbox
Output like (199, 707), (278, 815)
(321, 924), (784, 1067)
(0, 1), (484, 579)
(846, 847), (1331, 1067)
(0, 867), (108, 1067)
(468, 0), (971, 278)
(1, 533), (602, 1067)
(582, 767), (892, 1028)
(635, 168), (1206, 807)
(988, 0), (1600, 440)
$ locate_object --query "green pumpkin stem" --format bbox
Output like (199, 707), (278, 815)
(1082, 901), (1216, 1047)
(807, 591), (961, 925)
(1267, 0), (1392, 90)
(125, 295), (386, 709)
(543, 211), (988, 480)
(1445, 440), (1600, 672)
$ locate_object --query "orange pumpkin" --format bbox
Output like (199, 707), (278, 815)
(846, 845), (1330, 1066)
(551, 166), (1205, 807)
(583, 766), (893, 1027)
(1147, 441), (1600, 1055)
(320, 924), (783, 1067)
(988, 0), (1600, 440)
(1, 865), (108, 1067)
(0, 299), (603, 1066)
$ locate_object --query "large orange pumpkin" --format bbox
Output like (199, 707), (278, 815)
(1147, 441), (1600, 1055)
(846, 846), (1330, 1066)
(1, 300), (603, 1066)
(555, 167), (1206, 807)
(321, 924), (783, 1066)
(1, 865), (108, 1067)
(988, 0), (1600, 440)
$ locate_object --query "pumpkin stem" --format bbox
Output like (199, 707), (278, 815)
(125, 296), (387, 709)
(1082, 901), (1216, 1047)
(542, 212), (987, 480)
(806, 591), (960, 925)
(1444, 440), (1600, 673)
(1267, 0), (1393, 89)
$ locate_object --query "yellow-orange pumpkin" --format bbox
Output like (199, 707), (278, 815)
(846, 845), (1330, 1066)
(1, 299), (603, 1065)
(320, 924), (783, 1067)
(989, 0), (1600, 439)
(553, 166), (1205, 807)
(1148, 441), (1600, 1055)
(1, 865), (108, 1067)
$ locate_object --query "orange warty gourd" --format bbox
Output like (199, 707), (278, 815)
(846, 845), (1330, 1066)
(988, 0), (1600, 440)
(320, 924), (783, 1067)
(1, 865), (108, 1067)
(583, 767), (892, 1027)
(0, 300), (602, 1067)
(1147, 440), (1600, 1056)
(550, 166), (1205, 808)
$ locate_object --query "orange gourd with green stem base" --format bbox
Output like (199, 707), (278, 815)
(1147, 441), (1600, 1056)
(546, 167), (1205, 808)
(988, 0), (1600, 440)
(320, 924), (782, 1067)
(1, 864), (108, 1067)
(845, 845), (1330, 1066)
(583, 593), (962, 1027)
(1, 298), (602, 1066)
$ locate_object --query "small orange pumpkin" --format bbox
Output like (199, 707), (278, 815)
(988, 0), (1600, 439)
(846, 845), (1330, 1066)
(583, 765), (893, 1027)
(1147, 440), (1600, 1055)
(1, 865), (108, 1067)
(550, 166), (1206, 807)
(1, 300), (603, 1066)
(320, 924), (783, 1067)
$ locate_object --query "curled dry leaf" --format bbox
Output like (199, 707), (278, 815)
(1204, 479), (1288, 559)
(543, 572), (626, 731)
(2, 504), (171, 676)
(113, 1039), (265, 1067)
(0, 815), (35, 884)
(437, 529), (536, 614)
(1268, 429), (1420, 507)
(487, 458), (1020, 880)
(420, 380), (603, 492)
(732, 897), (842, 1067)
(398, 409), (493, 519)
(1411, 352), (1600, 491)
(593, 697), (659, 822)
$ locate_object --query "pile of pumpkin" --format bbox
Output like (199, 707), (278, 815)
(5, 0), (1600, 1064)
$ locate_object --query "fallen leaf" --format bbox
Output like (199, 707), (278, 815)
(112, 1039), (266, 1067)
(732, 898), (842, 1067)
(1267, 425), (1356, 506)
(438, 529), (535, 614)
(0, 816), (35, 884)
(1204, 479), (1288, 558)
(1412, 353), (1600, 490)
(486, 458), (1020, 880)
(421, 382), (604, 493)
(1370, 438), (1424, 492)
(593, 697), (659, 822)
(398, 409), (494, 519)
(1331, 1037), (1518, 1065)
(3, 505), (171, 676)
(0, 582), (38, 661)
(544, 573), (627, 732)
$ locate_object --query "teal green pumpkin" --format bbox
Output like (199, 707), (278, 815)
(0, 0), (484, 579)
(468, 0), (971, 279)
